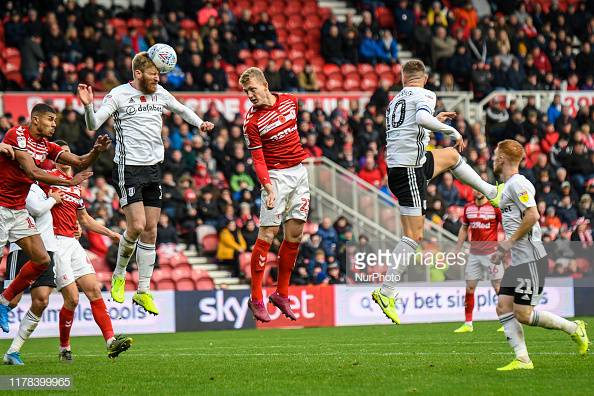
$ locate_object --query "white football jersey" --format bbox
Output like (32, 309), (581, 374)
(385, 87), (436, 168)
(499, 173), (547, 266)
(9, 184), (58, 253)
(95, 83), (180, 166)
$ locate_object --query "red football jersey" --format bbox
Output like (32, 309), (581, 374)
(0, 126), (64, 210)
(461, 201), (502, 255)
(243, 93), (307, 169)
(47, 169), (84, 238)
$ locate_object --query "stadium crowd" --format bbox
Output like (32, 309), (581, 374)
(1, 1), (594, 98)
(0, 0), (593, 284)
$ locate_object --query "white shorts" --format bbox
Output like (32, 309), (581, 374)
(465, 253), (504, 281)
(260, 164), (310, 227)
(54, 236), (95, 290)
(0, 207), (40, 254)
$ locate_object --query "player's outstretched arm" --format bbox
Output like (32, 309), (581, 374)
(56, 134), (111, 169)
(77, 207), (120, 243)
(416, 110), (461, 138)
(165, 92), (215, 132)
(13, 150), (92, 186)
(78, 84), (117, 130)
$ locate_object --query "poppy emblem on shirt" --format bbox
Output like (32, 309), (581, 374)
(278, 115), (286, 123)
(140, 96), (147, 103)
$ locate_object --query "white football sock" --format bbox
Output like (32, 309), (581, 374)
(529, 310), (578, 334)
(7, 310), (40, 354)
(136, 241), (156, 293)
(114, 232), (137, 278)
(380, 236), (418, 298)
(450, 157), (497, 199)
(499, 312), (530, 362)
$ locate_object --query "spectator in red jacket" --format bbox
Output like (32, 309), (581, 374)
(532, 47), (552, 75)
(304, 133), (323, 158)
(358, 157), (383, 188)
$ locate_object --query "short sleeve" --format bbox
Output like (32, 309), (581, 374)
(416, 90), (436, 115)
(509, 179), (537, 211)
(460, 206), (468, 225)
(2, 128), (25, 151)
(243, 120), (262, 150)
(46, 141), (65, 162)
(77, 198), (85, 210)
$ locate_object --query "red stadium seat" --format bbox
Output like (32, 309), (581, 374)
(176, 279), (195, 291)
(341, 64), (357, 75)
(195, 277), (216, 290)
(287, 34), (304, 45)
(302, 3), (319, 16)
(238, 49), (252, 60)
(304, 49), (318, 60)
(5, 70), (24, 87)
(271, 14), (286, 27)
(286, 18), (304, 31)
(196, 224), (217, 244)
(236, 64), (250, 75)
(391, 63), (402, 75)
(288, 49), (304, 60)
(325, 76), (344, 91)
(375, 63), (391, 74)
(125, 280), (137, 291)
(109, 18), (126, 28)
(357, 63), (374, 75)
(268, 2), (285, 16)
(303, 18), (321, 31)
(319, 7), (332, 21)
(289, 42), (306, 53)
(379, 71), (395, 85)
(310, 56), (325, 68)
(270, 49), (287, 60)
(252, 49), (269, 61)
(180, 18), (198, 32)
(322, 63), (340, 76)
(361, 77), (378, 91)
(201, 234), (218, 255)
(343, 78), (361, 91)
(285, 2), (302, 15)
(376, 7), (395, 29)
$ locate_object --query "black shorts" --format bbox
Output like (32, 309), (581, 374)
(113, 164), (163, 208)
(388, 151), (435, 216)
(499, 257), (547, 306)
(4, 250), (56, 289)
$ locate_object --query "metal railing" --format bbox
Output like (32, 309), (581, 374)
(303, 157), (461, 281)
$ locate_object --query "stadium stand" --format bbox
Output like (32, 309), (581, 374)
(1, 0), (593, 289)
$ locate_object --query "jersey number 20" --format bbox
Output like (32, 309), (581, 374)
(387, 99), (406, 130)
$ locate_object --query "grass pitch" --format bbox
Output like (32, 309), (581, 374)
(0, 318), (592, 395)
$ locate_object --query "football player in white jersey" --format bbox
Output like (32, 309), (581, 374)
(2, 184), (62, 365)
(77, 52), (214, 315)
(371, 59), (503, 323)
(492, 140), (589, 371)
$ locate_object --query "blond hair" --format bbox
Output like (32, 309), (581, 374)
(132, 52), (157, 73)
(239, 67), (267, 86)
(496, 139), (525, 164)
(402, 59), (426, 77)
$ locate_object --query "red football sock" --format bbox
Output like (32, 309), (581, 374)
(250, 239), (271, 302)
(465, 291), (475, 322)
(2, 261), (47, 301)
(59, 307), (74, 348)
(90, 298), (114, 341)
(276, 240), (300, 298)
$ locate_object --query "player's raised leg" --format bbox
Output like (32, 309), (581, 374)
(132, 205), (160, 315)
(77, 274), (133, 359)
(430, 147), (502, 206)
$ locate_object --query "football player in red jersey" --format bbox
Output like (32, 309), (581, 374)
(239, 67), (310, 322)
(453, 189), (503, 333)
(0, 103), (111, 333)
(48, 141), (132, 361)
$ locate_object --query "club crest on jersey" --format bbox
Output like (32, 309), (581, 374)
(278, 115), (286, 123)
(128, 187), (135, 196)
(16, 135), (27, 149)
